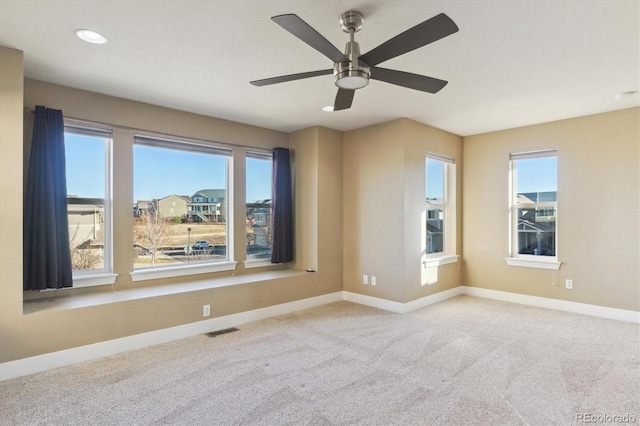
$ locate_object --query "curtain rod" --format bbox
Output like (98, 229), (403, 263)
(23, 107), (284, 153)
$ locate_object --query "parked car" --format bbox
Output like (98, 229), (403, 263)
(192, 240), (210, 250)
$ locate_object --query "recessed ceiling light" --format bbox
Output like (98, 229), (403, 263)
(322, 106), (334, 112)
(614, 91), (637, 101)
(74, 29), (108, 44)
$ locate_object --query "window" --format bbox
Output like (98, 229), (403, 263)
(64, 125), (114, 284)
(133, 136), (231, 272)
(425, 153), (455, 255)
(508, 149), (559, 269)
(246, 152), (273, 261)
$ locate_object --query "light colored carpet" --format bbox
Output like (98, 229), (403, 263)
(0, 295), (638, 425)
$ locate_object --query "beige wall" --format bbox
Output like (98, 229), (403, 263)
(290, 125), (344, 276)
(0, 48), (24, 352)
(0, 46), (343, 363)
(343, 118), (463, 303)
(462, 108), (640, 311)
(290, 127), (319, 272)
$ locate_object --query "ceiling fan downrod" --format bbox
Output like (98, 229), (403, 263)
(334, 11), (370, 90)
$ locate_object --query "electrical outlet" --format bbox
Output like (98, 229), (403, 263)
(371, 276), (377, 286)
(565, 279), (573, 290)
(363, 275), (368, 285)
(203, 304), (211, 317)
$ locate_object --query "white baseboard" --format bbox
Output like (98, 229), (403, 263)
(344, 287), (639, 323)
(3, 286), (637, 382)
(343, 291), (405, 313)
(461, 286), (640, 323)
(0, 292), (343, 382)
(343, 287), (464, 314)
(344, 286), (640, 324)
(404, 287), (464, 312)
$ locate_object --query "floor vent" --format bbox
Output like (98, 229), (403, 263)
(205, 327), (240, 338)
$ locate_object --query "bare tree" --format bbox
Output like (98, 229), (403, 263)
(134, 208), (168, 267)
(69, 225), (101, 270)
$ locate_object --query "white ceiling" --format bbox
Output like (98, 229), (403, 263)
(0, 0), (638, 136)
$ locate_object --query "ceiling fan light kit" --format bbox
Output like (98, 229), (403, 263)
(334, 11), (370, 90)
(250, 10), (459, 111)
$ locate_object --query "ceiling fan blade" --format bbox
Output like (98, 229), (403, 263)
(370, 67), (448, 93)
(250, 69), (333, 87)
(359, 13), (459, 67)
(272, 14), (349, 63)
(334, 88), (355, 111)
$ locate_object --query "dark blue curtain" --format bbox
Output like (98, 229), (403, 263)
(23, 106), (73, 290)
(271, 147), (293, 263)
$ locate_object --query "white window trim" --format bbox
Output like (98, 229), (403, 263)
(244, 259), (276, 269)
(72, 273), (119, 288)
(245, 150), (273, 262)
(422, 254), (459, 268)
(133, 134), (234, 275)
(423, 152), (457, 265)
(507, 149), (560, 270)
(64, 121), (115, 286)
(130, 261), (237, 282)
(505, 257), (561, 270)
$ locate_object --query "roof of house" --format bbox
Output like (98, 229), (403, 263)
(518, 191), (557, 203)
(191, 189), (226, 200)
(426, 224), (443, 234)
(517, 219), (555, 232)
(157, 194), (190, 203)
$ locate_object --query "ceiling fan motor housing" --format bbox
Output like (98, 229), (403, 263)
(340, 11), (364, 33)
(335, 11), (370, 89)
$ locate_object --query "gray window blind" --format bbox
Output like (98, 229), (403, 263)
(246, 150), (272, 161)
(64, 125), (112, 139)
(134, 135), (232, 156)
(426, 152), (455, 164)
(510, 148), (557, 160)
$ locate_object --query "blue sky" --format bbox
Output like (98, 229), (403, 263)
(65, 134), (272, 202)
(516, 157), (557, 193)
(426, 159), (444, 199)
(64, 134), (104, 198)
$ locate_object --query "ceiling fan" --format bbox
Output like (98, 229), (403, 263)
(250, 11), (459, 111)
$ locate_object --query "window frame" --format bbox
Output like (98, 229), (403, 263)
(506, 149), (561, 270)
(244, 150), (274, 268)
(64, 121), (117, 287)
(422, 152), (458, 268)
(130, 134), (236, 281)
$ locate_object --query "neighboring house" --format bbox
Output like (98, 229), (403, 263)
(154, 194), (189, 219)
(426, 198), (444, 253)
(67, 195), (103, 248)
(516, 191), (557, 255)
(133, 200), (152, 218)
(187, 189), (226, 222)
(247, 199), (272, 248)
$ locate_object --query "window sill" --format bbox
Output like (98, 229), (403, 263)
(23, 269), (305, 315)
(422, 254), (459, 268)
(244, 259), (277, 269)
(130, 261), (237, 282)
(505, 257), (561, 270)
(72, 273), (118, 288)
